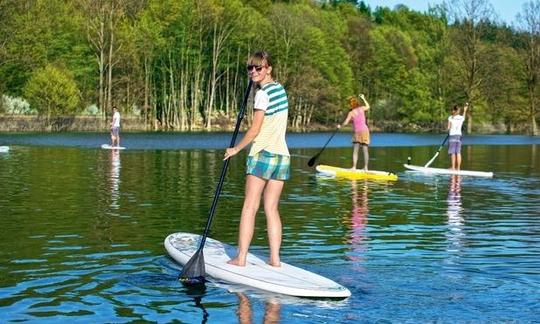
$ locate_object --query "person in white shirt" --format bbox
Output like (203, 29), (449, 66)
(110, 107), (121, 147)
(447, 103), (468, 170)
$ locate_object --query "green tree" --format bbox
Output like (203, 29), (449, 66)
(23, 64), (80, 120)
(516, 0), (540, 135)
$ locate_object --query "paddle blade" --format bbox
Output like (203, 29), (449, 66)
(179, 250), (206, 285)
(424, 152), (439, 167)
(307, 154), (319, 167)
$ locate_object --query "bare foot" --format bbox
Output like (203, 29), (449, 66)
(267, 260), (281, 267)
(227, 258), (246, 267)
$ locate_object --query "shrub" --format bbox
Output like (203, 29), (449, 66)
(23, 64), (80, 117)
(1, 95), (37, 115)
(82, 104), (100, 115)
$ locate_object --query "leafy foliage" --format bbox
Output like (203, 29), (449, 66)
(23, 64), (80, 116)
(0, 0), (538, 133)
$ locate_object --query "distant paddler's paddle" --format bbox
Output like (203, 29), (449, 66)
(179, 79), (253, 285)
(424, 134), (450, 167)
(307, 127), (340, 167)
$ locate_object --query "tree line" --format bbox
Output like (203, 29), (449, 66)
(0, 0), (538, 134)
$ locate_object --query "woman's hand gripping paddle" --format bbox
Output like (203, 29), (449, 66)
(179, 79), (254, 285)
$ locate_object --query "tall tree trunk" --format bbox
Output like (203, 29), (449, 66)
(144, 56), (150, 130)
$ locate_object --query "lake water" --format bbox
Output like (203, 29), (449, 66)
(0, 132), (539, 322)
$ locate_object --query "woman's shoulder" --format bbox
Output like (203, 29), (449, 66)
(261, 81), (284, 91)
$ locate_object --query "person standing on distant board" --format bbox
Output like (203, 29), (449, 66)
(447, 103), (468, 170)
(338, 94), (371, 170)
(223, 51), (290, 268)
(110, 106), (121, 147)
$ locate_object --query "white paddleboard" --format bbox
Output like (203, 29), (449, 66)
(101, 144), (125, 150)
(164, 232), (351, 298)
(0, 146), (9, 153)
(404, 164), (493, 177)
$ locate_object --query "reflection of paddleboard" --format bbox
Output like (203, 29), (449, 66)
(164, 232), (351, 298)
(404, 164), (493, 177)
(101, 144), (125, 150)
(316, 164), (398, 181)
(0, 146), (9, 153)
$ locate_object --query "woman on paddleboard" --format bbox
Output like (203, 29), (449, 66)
(223, 51), (289, 267)
(339, 94), (371, 170)
(447, 103), (468, 170)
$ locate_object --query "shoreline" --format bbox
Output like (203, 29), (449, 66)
(0, 114), (531, 135)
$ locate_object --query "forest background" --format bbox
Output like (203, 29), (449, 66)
(0, 0), (539, 135)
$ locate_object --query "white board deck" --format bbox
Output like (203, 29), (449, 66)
(101, 144), (125, 150)
(404, 164), (493, 177)
(0, 146), (9, 153)
(164, 232), (351, 298)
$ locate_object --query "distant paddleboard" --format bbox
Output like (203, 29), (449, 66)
(101, 144), (125, 150)
(404, 164), (493, 177)
(0, 146), (9, 153)
(164, 232), (351, 298)
(316, 164), (398, 181)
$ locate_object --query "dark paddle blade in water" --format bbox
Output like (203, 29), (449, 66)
(179, 249), (206, 285)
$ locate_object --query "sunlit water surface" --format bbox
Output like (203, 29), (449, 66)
(0, 133), (539, 322)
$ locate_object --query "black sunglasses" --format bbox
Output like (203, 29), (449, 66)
(246, 65), (264, 72)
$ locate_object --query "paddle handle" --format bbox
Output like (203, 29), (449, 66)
(197, 79), (253, 250)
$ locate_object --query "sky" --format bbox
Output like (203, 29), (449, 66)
(361, 0), (529, 26)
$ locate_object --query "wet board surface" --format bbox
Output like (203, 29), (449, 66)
(404, 164), (493, 177)
(316, 164), (398, 181)
(101, 144), (125, 150)
(164, 232), (351, 298)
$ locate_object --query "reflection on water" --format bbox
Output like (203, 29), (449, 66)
(347, 180), (369, 262)
(236, 292), (281, 324)
(109, 149), (121, 209)
(445, 175), (463, 258)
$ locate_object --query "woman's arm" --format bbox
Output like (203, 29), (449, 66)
(360, 94), (370, 111)
(462, 103), (468, 119)
(340, 111), (353, 128)
(224, 109), (265, 160)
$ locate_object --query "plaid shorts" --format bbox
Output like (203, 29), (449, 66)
(246, 150), (290, 181)
(448, 135), (462, 154)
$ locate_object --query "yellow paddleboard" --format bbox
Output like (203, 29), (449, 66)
(316, 164), (398, 181)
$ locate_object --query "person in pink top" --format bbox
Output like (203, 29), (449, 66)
(339, 94), (371, 170)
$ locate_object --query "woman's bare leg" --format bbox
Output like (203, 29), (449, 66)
(362, 145), (369, 170)
(263, 179), (284, 267)
(352, 143), (360, 169)
(228, 175), (266, 266)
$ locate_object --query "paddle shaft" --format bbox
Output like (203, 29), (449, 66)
(308, 127), (340, 166)
(196, 79), (253, 251)
(424, 134), (450, 167)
